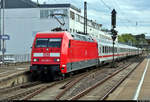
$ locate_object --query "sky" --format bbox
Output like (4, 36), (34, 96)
(32, 0), (150, 35)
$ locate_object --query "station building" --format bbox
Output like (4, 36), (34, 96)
(0, 0), (113, 57)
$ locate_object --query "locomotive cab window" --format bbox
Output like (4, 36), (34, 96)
(48, 38), (62, 48)
(35, 38), (48, 48)
(35, 38), (62, 48)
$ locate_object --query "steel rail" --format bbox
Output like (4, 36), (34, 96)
(22, 82), (58, 100)
(0, 81), (40, 94)
(69, 56), (144, 100)
(55, 60), (127, 100)
(100, 57), (144, 100)
(68, 63), (132, 100)
(55, 73), (89, 100)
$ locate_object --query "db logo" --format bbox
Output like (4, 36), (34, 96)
(44, 53), (50, 57)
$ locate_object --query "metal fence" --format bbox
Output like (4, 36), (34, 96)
(0, 54), (31, 62)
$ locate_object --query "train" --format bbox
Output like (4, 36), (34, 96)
(29, 31), (142, 81)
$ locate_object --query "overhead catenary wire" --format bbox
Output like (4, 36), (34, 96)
(104, 0), (141, 34)
(112, 0), (149, 33)
(109, 0), (133, 31)
(100, 0), (112, 11)
(113, 0), (134, 24)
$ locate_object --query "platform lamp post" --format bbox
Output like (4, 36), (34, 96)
(2, 0), (5, 64)
(111, 9), (117, 68)
(84, 1), (87, 35)
(0, 0), (1, 51)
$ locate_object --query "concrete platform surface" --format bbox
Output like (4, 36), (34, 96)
(0, 63), (30, 88)
(107, 55), (150, 100)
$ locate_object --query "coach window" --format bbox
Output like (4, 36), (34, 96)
(110, 47), (112, 53)
(106, 46), (108, 53)
(99, 47), (101, 53)
(103, 46), (105, 53)
(110, 47), (111, 53)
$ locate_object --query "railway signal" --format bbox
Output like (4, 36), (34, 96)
(111, 9), (117, 68)
(84, 1), (87, 35)
(111, 9), (116, 28)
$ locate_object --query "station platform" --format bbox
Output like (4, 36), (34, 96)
(107, 55), (150, 100)
(0, 63), (30, 88)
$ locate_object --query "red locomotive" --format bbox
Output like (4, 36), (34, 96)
(30, 31), (99, 80)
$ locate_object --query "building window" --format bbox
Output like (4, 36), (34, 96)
(40, 9), (68, 19)
(70, 11), (75, 20)
(70, 28), (72, 33)
(40, 10), (49, 18)
(76, 14), (80, 22)
(80, 16), (84, 23)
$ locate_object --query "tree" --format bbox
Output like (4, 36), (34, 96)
(118, 33), (137, 45)
(118, 33), (148, 46)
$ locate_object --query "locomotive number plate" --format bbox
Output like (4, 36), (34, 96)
(43, 53), (50, 57)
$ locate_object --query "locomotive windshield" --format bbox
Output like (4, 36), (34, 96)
(35, 38), (62, 48)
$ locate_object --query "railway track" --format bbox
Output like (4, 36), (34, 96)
(0, 63), (104, 100)
(0, 81), (42, 100)
(68, 56), (144, 100)
(27, 56), (141, 100)
(23, 65), (107, 100)
(0, 55), (144, 100)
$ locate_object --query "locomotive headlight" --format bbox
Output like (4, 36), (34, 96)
(62, 65), (66, 67)
(33, 58), (39, 62)
(54, 58), (60, 62)
(56, 59), (60, 62)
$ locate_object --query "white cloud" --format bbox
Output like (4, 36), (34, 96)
(117, 26), (150, 35)
(32, 0), (150, 34)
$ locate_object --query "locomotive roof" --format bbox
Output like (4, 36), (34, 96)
(36, 31), (95, 42)
(36, 31), (73, 39)
(71, 33), (94, 42)
(37, 31), (67, 34)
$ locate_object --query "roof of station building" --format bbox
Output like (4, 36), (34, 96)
(1, 0), (81, 12)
